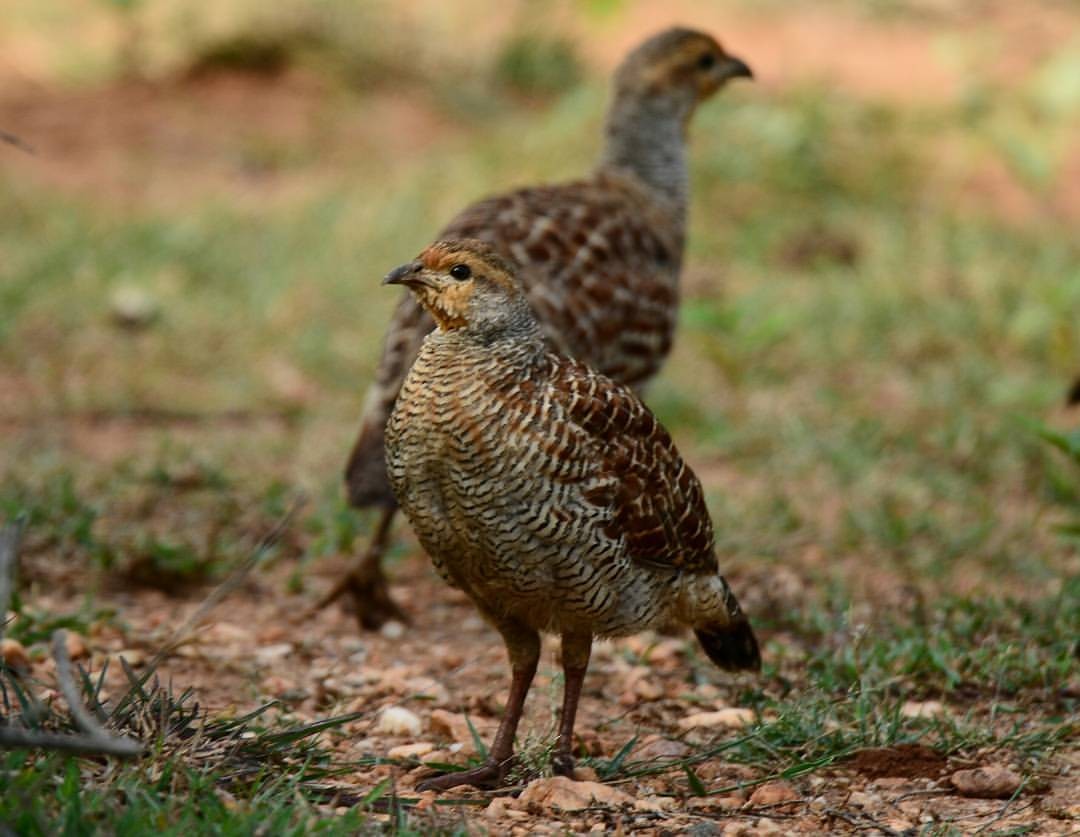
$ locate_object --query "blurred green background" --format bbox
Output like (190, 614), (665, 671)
(2, 0), (1079, 599)
(2, 1), (1079, 830)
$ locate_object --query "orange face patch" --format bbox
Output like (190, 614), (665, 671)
(409, 239), (521, 330)
(422, 280), (473, 331)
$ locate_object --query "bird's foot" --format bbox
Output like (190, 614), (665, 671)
(306, 561), (410, 631)
(416, 758), (514, 792)
(347, 562), (411, 631)
(551, 751), (576, 778)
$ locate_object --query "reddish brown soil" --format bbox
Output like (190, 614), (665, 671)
(3, 1), (1080, 220)
(848, 744), (949, 780)
(4, 416), (1077, 834)
(0, 69), (456, 207)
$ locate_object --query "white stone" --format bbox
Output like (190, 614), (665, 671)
(254, 643), (294, 664)
(374, 705), (422, 736)
(677, 708), (756, 731)
(388, 742), (435, 759)
(900, 700), (947, 719)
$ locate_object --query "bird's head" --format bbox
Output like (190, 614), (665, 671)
(614, 27), (751, 111)
(384, 239), (534, 338)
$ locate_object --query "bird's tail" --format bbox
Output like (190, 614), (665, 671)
(344, 415), (397, 508)
(1067, 375), (1080, 407)
(685, 573), (761, 672)
(694, 618), (761, 672)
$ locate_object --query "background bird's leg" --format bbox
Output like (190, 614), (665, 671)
(308, 507), (409, 629)
(418, 619), (540, 792)
(552, 631), (592, 777)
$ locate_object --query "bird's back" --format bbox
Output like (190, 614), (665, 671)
(346, 170), (685, 508)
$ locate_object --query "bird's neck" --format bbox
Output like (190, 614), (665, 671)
(598, 92), (691, 209)
(427, 315), (547, 367)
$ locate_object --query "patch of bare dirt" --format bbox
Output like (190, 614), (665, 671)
(584, 0), (1080, 104)
(0, 68), (456, 206)
(4, 413), (1078, 834)
(3, 3), (1079, 224)
(848, 744), (948, 780)
(12, 546), (1079, 834)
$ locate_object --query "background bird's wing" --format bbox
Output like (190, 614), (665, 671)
(443, 174), (682, 387)
(344, 292), (432, 507)
(346, 173), (680, 508)
(547, 356), (718, 575)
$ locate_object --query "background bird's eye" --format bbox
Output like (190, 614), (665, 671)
(697, 53), (716, 70)
(449, 263), (472, 280)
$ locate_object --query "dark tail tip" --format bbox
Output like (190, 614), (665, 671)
(695, 619), (762, 672)
(1067, 376), (1080, 407)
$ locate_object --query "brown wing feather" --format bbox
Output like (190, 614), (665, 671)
(345, 171), (683, 510)
(548, 355), (717, 575)
(443, 173), (682, 387)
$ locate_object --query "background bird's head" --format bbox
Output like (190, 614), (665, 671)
(384, 240), (535, 338)
(614, 27), (752, 111)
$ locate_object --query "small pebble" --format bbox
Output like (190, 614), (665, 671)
(374, 705), (422, 736)
(748, 780), (799, 807)
(109, 285), (159, 330)
(950, 765), (1022, 799)
(380, 621), (405, 640)
(900, 700), (947, 719)
(634, 736), (690, 761)
(254, 643), (293, 664)
(0, 638), (30, 672)
(388, 742), (435, 759)
(678, 708), (755, 731)
(64, 632), (89, 661)
(116, 648), (146, 667)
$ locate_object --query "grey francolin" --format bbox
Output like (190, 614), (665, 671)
(384, 239), (760, 791)
(324, 27), (753, 627)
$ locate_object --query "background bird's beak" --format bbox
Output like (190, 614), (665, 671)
(720, 55), (753, 81)
(383, 261), (423, 287)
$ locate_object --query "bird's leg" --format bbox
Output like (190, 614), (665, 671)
(308, 507), (409, 630)
(551, 631), (592, 778)
(418, 621), (540, 792)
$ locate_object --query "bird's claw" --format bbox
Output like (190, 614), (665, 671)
(346, 565), (411, 631)
(304, 558), (409, 631)
(551, 751), (576, 778)
(416, 758), (514, 792)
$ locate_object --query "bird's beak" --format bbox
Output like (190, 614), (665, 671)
(720, 55), (753, 82)
(383, 260), (424, 287)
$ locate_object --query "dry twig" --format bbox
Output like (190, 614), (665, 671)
(0, 501), (302, 760)
(149, 497), (303, 666)
(0, 129), (34, 155)
(0, 521), (23, 642)
(0, 522), (141, 756)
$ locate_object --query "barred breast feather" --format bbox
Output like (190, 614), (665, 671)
(386, 328), (753, 661)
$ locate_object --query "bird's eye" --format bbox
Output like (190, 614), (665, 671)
(449, 263), (472, 280)
(697, 53), (716, 70)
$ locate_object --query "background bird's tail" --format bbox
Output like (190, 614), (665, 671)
(344, 292), (434, 508)
(1067, 375), (1080, 407)
(695, 617), (761, 672)
(344, 415), (397, 508)
(685, 573), (762, 672)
